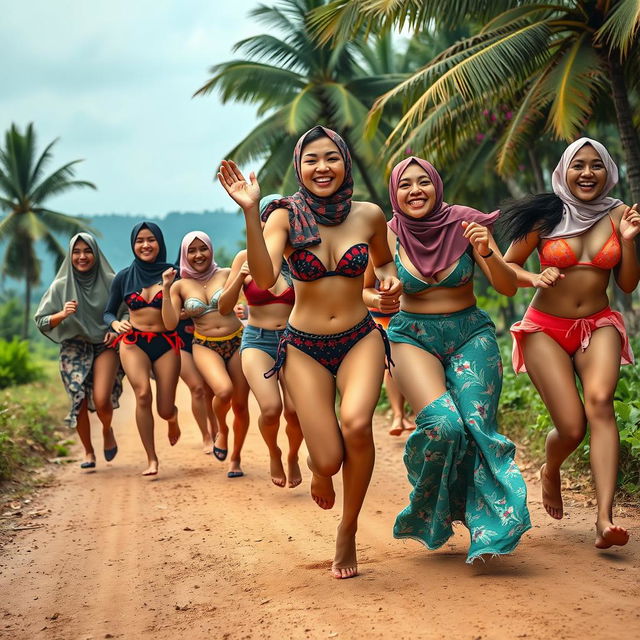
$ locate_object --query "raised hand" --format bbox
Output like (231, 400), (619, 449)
(620, 204), (640, 242)
(217, 160), (261, 212)
(461, 221), (490, 256)
(533, 267), (564, 288)
(162, 267), (177, 287)
(62, 300), (78, 317)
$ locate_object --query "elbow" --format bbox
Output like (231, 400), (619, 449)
(254, 275), (276, 290)
(617, 281), (638, 294)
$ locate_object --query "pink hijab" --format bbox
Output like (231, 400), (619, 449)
(388, 157), (499, 278)
(179, 231), (220, 283)
(544, 138), (622, 239)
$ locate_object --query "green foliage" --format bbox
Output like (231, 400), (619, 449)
(0, 339), (43, 389)
(0, 360), (67, 482)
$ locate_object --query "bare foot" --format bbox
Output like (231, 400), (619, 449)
(142, 460), (159, 476)
(311, 472), (335, 510)
(388, 413), (404, 436)
(595, 521), (629, 549)
(168, 413), (181, 447)
(202, 434), (214, 454)
(287, 457), (302, 488)
(402, 415), (416, 432)
(332, 525), (358, 579)
(269, 450), (286, 487)
(540, 463), (563, 519)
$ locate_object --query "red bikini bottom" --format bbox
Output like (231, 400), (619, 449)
(510, 306), (634, 373)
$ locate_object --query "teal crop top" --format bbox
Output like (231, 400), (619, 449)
(395, 245), (474, 295)
(183, 288), (223, 318)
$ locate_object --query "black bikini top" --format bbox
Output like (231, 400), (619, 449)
(287, 243), (369, 281)
(125, 290), (163, 310)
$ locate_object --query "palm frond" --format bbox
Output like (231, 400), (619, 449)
(285, 86), (323, 133)
(2, 234), (41, 283)
(480, 4), (564, 33)
(35, 208), (95, 236)
(595, 0), (640, 59)
(225, 108), (291, 165)
(42, 231), (66, 270)
(233, 34), (303, 71)
(544, 35), (606, 140)
(30, 160), (96, 204)
(28, 137), (57, 188)
(0, 167), (21, 203)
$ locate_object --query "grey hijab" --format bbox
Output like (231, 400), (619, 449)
(34, 233), (116, 343)
(543, 137), (623, 239)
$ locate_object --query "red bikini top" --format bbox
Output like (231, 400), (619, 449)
(125, 290), (163, 310)
(539, 217), (621, 270)
(287, 243), (369, 281)
(243, 279), (295, 306)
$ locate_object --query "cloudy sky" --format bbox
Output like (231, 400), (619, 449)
(1, 0), (265, 217)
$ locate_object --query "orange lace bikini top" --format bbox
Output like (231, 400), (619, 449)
(539, 216), (621, 270)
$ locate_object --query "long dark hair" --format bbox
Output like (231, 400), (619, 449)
(497, 193), (563, 244)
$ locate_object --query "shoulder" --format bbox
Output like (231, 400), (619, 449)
(610, 203), (628, 223)
(352, 200), (385, 225)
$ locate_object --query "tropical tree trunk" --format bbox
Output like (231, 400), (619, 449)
(340, 129), (383, 207)
(23, 265), (31, 340)
(528, 148), (545, 192)
(607, 54), (640, 205)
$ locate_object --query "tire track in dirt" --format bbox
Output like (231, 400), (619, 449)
(1, 380), (639, 639)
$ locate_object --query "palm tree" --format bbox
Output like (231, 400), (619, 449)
(312, 1), (640, 204)
(0, 123), (96, 338)
(195, 0), (422, 210)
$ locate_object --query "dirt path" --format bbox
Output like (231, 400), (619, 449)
(1, 381), (639, 640)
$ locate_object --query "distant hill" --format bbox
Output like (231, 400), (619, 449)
(2, 209), (245, 299)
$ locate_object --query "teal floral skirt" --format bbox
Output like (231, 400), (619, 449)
(387, 306), (531, 562)
(59, 339), (124, 428)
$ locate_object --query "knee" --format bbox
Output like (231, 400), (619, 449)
(135, 388), (152, 408)
(554, 419), (586, 446)
(283, 407), (298, 425)
(584, 391), (615, 423)
(231, 397), (249, 417)
(313, 456), (342, 478)
(189, 383), (206, 401)
(158, 405), (176, 421)
(93, 394), (112, 414)
(216, 385), (233, 404)
(341, 415), (373, 450)
(260, 402), (282, 425)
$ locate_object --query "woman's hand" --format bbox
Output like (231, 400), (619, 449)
(62, 300), (78, 318)
(239, 261), (251, 280)
(461, 221), (489, 256)
(162, 267), (177, 287)
(533, 267), (564, 288)
(234, 303), (248, 320)
(377, 276), (402, 314)
(620, 204), (640, 242)
(103, 331), (118, 346)
(217, 160), (261, 212)
(111, 319), (132, 334)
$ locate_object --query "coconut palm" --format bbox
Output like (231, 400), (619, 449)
(195, 0), (424, 209)
(0, 123), (96, 338)
(312, 0), (640, 203)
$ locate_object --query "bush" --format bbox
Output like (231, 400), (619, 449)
(0, 338), (43, 389)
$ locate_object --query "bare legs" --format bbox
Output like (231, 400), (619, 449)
(180, 350), (216, 452)
(283, 330), (385, 579)
(119, 344), (180, 475)
(75, 400), (95, 464)
(523, 328), (628, 546)
(242, 348), (303, 487)
(193, 345), (250, 476)
(384, 371), (413, 435)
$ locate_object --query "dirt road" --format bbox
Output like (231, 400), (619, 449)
(1, 381), (639, 640)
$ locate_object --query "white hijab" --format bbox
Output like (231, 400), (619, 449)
(543, 137), (623, 239)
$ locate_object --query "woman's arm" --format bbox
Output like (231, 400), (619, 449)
(614, 204), (640, 293)
(367, 207), (401, 310)
(161, 268), (181, 330)
(218, 160), (288, 290)
(462, 222), (517, 296)
(503, 231), (564, 289)
(39, 301), (79, 330)
(219, 251), (250, 316)
(103, 271), (131, 332)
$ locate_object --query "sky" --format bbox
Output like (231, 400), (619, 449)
(0, 0), (265, 217)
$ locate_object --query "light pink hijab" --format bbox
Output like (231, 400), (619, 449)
(544, 138), (623, 239)
(179, 231), (219, 282)
(388, 156), (499, 278)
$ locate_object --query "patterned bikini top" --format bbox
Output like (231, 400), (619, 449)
(287, 243), (368, 281)
(183, 289), (223, 318)
(125, 290), (163, 310)
(395, 243), (474, 295)
(243, 279), (295, 306)
(539, 216), (621, 270)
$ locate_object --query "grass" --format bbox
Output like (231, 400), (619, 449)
(0, 359), (70, 500)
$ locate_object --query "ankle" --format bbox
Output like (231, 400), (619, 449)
(337, 521), (357, 537)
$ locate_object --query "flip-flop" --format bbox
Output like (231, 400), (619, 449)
(213, 446), (228, 461)
(227, 470), (244, 478)
(80, 461), (96, 469)
(104, 446), (118, 462)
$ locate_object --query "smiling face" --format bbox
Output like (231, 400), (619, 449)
(566, 144), (607, 201)
(299, 136), (346, 197)
(396, 162), (438, 219)
(71, 238), (95, 272)
(133, 227), (160, 262)
(187, 237), (212, 272)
